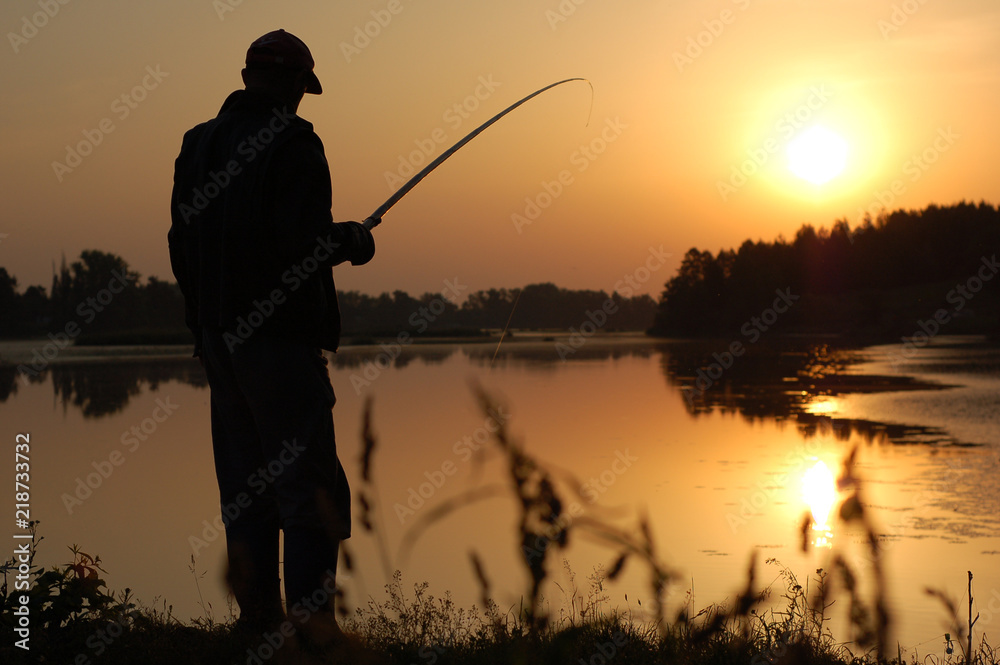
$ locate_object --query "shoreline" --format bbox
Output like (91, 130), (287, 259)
(0, 330), (659, 367)
(2, 333), (994, 450)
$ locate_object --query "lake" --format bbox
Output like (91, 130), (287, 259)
(1, 334), (998, 656)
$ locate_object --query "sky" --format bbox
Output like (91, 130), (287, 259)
(2, 0), (999, 301)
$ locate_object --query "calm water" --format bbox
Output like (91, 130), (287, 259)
(1, 334), (997, 655)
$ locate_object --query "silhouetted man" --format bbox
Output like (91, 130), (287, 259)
(168, 29), (374, 651)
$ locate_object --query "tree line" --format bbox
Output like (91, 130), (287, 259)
(0, 251), (171, 341)
(0, 253), (657, 342)
(339, 283), (655, 336)
(650, 201), (1000, 338)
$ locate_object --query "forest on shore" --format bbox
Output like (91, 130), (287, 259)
(0, 252), (656, 344)
(650, 201), (1000, 339)
(3, 201), (998, 346)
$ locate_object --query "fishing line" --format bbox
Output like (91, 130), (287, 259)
(363, 77), (593, 228)
(490, 289), (522, 369)
(361, 79), (592, 359)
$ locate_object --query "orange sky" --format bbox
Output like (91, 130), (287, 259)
(2, 0), (999, 300)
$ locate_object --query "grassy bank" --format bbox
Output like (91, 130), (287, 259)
(3, 389), (996, 664)
(2, 536), (994, 665)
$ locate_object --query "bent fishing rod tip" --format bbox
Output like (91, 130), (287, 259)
(363, 77), (593, 231)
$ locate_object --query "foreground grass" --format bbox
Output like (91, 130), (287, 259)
(3, 543), (996, 665)
(5, 389), (996, 664)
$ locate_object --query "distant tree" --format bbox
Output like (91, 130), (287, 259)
(416, 291), (458, 331)
(652, 248), (727, 336)
(134, 277), (186, 331)
(0, 268), (18, 336)
(71, 250), (137, 294)
(17, 285), (48, 335)
(462, 288), (516, 328)
(650, 202), (1000, 337)
(0, 270), (48, 337)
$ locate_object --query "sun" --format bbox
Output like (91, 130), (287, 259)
(786, 125), (848, 185)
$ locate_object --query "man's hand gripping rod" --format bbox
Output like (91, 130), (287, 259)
(362, 78), (592, 230)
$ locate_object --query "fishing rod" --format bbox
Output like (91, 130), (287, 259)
(363, 77), (592, 230)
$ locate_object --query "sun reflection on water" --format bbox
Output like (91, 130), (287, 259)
(804, 395), (840, 416)
(802, 459), (837, 548)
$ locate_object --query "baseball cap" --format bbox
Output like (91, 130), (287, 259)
(246, 29), (322, 95)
